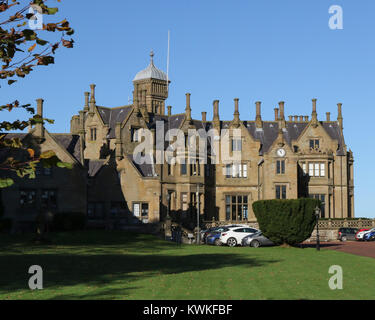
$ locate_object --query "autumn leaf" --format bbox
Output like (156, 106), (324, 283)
(27, 148), (35, 158)
(28, 43), (36, 52)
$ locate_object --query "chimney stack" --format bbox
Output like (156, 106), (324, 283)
(84, 92), (90, 112)
(294, 115), (298, 122)
(326, 112), (331, 121)
(89, 84), (96, 115)
(35, 98), (44, 139)
(255, 101), (262, 128)
(288, 115), (293, 122)
(233, 98), (240, 126)
(167, 106), (172, 116)
(278, 101), (286, 129)
(201, 111), (207, 122)
(213, 100), (220, 127)
(304, 116), (309, 122)
(337, 103), (343, 130)
(311, 98), (318, 124)
(278, 101), (285, 120)
(185, 93), (192, 121)
(274, 108), (279, 121)
(299, 115), (303, 122)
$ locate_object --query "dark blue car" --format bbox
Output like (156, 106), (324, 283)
(205, 227), (229, 246)
(364, 229), (375, 241)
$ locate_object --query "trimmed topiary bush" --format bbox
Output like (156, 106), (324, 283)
(52, 212), (86, 231)
(252, 198), (320, 246)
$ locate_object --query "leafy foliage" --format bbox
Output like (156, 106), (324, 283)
(0, 0), (74, 187)
(252, 198), (320, 246)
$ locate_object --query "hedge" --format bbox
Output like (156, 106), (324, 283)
(252, 198), (321, 246)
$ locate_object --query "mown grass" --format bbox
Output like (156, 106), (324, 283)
(0, 230), (374, 300)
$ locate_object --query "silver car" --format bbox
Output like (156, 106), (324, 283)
(241, 231), (274, 248)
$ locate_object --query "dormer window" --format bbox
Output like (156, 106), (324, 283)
(90, 128), (97, 141)
(131, 127), (139, 142)
(309, 139), (320, 150)
(231, 139), (242, 151)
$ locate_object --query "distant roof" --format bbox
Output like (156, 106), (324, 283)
(133, 51), (168, 82)
(51, 134), (82, 163)
(97, 105), (133, 139)
(86, 159), (106, 177)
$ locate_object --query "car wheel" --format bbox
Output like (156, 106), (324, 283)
(251, 240), (261, 248)
(227, 237), (237, 247)
(214, 239), (221, 246)
(341, 236), (347, 242)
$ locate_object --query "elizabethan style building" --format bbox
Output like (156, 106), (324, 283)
(1, 52), (355, 230)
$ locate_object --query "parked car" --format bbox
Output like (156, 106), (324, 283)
(363, 228), (375, 241)
(201, 224), (249, 243)
(241, 232), (274, 248)
(201, 226), (230, 243)
(205, 230), (227, 246)
(220, 227), (259, 247)
(338, 227), (359, 241)
(356, 228), (375, 241)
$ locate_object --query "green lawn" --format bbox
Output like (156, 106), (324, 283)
(0, 230), (374, 300)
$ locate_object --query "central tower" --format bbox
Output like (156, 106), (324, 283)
(132, 51), (169, 116)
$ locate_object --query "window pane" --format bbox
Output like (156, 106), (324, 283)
(243, 205), (248, 220)
(237, 205), (242, 220)
(226, 205), (231, 220)
(243, 164), (247, 178)
(315, 163), (319, 176)
(141, 203), (148, 216)
(281, 160), (285, 174)
(133, 203), (140, 217)
(276, 186), (280, 199)
(320, 163), (325, 176)
(232, 196), (236, 204)
(310, 140), (314, 149)
(226, 195), (231, 204)
(232, 205), (236, 220)
(243, 196), (248, 204)
(181, 163), (187, 175)
(232, 164), (236, 177)
(237, 195), (242, 203)
(276, 160), (280, 174)
(282, 186), (286, 199)
(309, 163), (314, 176)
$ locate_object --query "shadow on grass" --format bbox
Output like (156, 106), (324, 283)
(0, 231), (176, 253)
(0, 252), (279, 299)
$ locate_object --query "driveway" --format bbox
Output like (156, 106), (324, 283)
(303, 241), (375, 259)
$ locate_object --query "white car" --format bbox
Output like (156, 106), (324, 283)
(356, 228), (375, 241)
(220, 227), (259, 247)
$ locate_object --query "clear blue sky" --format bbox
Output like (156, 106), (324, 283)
(2, 0), (374, 217)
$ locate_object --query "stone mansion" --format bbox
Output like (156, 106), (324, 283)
(2, 52), (355, 229)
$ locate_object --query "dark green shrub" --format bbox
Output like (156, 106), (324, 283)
(0, 218), (12, 233)
(252, 198), (320, 246)
(52, 212), (86, 231)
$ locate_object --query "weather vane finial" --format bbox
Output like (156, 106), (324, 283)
(150, 50), (154, 64)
